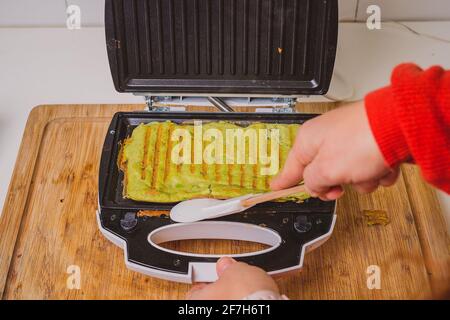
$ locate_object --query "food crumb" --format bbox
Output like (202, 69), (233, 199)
(137, 210), (168, 217)
(363, 210), (390, 226)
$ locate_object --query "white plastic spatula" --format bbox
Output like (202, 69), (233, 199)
(170, 185), (307, 223)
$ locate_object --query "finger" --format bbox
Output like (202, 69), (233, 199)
(302, 160), (336, 196)
(216, 257), (236, 277)
(323, 186), (344, 200)
(270, 126), (316, 190)
(187, 256), (237, 300)
(186, 286), (213, 300)
(353, 181), (379, 194)
(270, 148), (306, 190)
(186, 283), (208, 300)
(190, 283), (208, 291)
(186, 281), (225, 300)
(379, 168), (400, 187)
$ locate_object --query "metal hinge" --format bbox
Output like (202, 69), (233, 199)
(254, 98), (296, 113)
(144, 96), (296, 112)
(145, 96), (186, 112)
(271, 98), (296, 113)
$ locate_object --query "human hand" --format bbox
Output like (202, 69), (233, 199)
(186, 257), (279, 300)
(271, 101), (399, 200)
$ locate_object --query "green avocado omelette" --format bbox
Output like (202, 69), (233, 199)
(118, 121), (309, 203)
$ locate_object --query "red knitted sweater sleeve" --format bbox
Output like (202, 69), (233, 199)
(365, 63), (450, 194)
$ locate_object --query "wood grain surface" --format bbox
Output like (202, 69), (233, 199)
(0, 104), (448, 300)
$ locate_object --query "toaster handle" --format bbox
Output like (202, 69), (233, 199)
(189, 262), (220, 282)
(144, 221), (283, 283)
(98, 211), (337, 284)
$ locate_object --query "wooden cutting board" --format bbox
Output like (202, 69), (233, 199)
(0, 104), (448, 300)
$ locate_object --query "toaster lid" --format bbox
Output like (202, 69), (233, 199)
(105, 0), (338, 96)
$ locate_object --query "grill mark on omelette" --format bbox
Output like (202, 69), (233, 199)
(190, 133), (195, 174)
(227, 164), (233, 185)
(151, 124), (163, 189)
(141, 127), (152, 180)
(263, 129), (272, 189)
(163, 125), (173, 183)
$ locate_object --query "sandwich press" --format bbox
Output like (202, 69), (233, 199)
(97, 0), (338, 283)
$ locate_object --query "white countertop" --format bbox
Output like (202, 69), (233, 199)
(0, 22), (449, 227)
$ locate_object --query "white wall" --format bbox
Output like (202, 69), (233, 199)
(0, 0), (104, 27)
(0, 0), (449, 27)
(356, 0), (450, 21)
(340, 0), (450, 22)
(338, 0), (359, 21)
